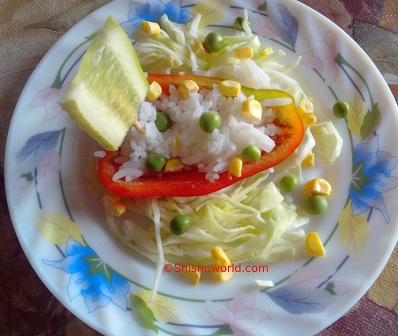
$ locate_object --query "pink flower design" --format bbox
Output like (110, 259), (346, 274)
(37, 151), (61, 192)
(205, 293), (271, 336)
(15, 176), (32, 190)
(330, 280), (349, 296)
(30, 87), (68, 120)
(303, 30), (341, 85)
(288, 263), (329, 287)
(251, 13), (278, 40)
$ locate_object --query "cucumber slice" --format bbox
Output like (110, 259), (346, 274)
(59, 16), (148, 151)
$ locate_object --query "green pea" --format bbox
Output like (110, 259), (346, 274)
(145, 153), (166, 172)
(279, 174), (299, 192)
(203, 32), (224, 53)
(305, 195), (328, 215)
(234, 16), (250, 31)
(199, 111), (222, 133)
(169, 215), (192, 235)
(234, 16), (245, 31)
(155, 111), (172, 132)
(242, 144), (261, 162)
(333, 101), (350, 118)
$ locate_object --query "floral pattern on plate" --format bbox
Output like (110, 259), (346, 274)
(7, 0), (398, 335)
(43, 238), (130, 313)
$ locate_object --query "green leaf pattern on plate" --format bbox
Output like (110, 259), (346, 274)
(130, 294), (159, 333)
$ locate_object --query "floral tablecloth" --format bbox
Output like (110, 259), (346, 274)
(1, 0), (397, 335)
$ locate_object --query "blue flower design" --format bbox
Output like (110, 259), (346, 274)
(43, 238), (130, 313)
(349, 134), (398, 223)
(121, 0), (193, 35)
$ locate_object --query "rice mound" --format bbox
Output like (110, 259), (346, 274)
(114, 84), (281, 182)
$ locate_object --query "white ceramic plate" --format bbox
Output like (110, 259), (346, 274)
(5, 0), (398, 335)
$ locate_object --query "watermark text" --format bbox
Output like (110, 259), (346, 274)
(164, 263), (269, 273)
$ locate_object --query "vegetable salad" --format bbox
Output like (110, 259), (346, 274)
(79, 10), (344, 292)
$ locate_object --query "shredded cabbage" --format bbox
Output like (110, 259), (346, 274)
(132, 9), (301, 93)
(106, 174), (308, 266)
(309, 121), (343, 163)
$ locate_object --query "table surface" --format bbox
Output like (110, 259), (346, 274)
(1, 0), (397, 335)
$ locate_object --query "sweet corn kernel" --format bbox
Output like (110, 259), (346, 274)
(242, 99), (262, 122)
(297, 98), (317, 127)
(302, 152), (315, 167)
(173, 137), (182, 150)
(257, 46), (273, 58)
(303, 178), (332, 197)
(182, 268), (201, 286)
(178, 80), (199, 100)
(102, 194), (121, 207)
(164, 158), (183, 172)
(219, 80), (241, 97)
(305, 232), (326, 257)
(233, 47), (253, 60)
(105, 200), (126, 217)
(141, 21), (161, 36)
(211, 246), (233, 282)
(147, 81), (162, 100)
(298, 98), (314, 114)
(213, 270), (233, 282)
(211, 246), (231, 266)
(229, 157), (243, 178)
(302, 114), (317, 127)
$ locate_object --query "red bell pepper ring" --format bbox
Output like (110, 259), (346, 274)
(97, 74), (304, 197)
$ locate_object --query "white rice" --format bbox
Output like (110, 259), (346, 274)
(94, 150), (106, 158)
(115, 84), (282, 182)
